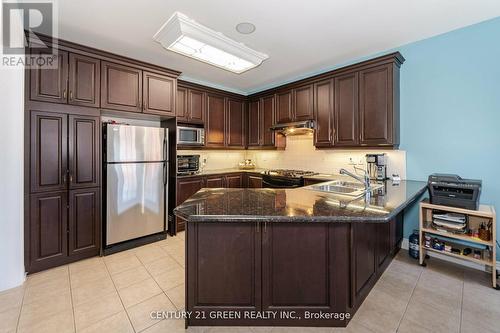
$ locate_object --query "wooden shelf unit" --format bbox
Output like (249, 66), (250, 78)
(419, 199), (497, 288)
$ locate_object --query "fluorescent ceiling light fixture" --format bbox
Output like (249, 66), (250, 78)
(153, 12), (268, 74)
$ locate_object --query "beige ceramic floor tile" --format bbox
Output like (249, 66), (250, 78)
(142, 318), (187, 333)
(23, 273), (70, 305)
(272, 327), (333, 333)
(397, 317), (433, 333)
(0, 285), (24, 313)
(135, 245), (168, 264)
(165, 284), (185, 310)
(374, 269), (418, 302)
(401, 298), (459, 333)
(77, 311), (134, 333)
(26, 265), (69, 287)
(249, 327), (275, 333)
(17, 309), (75, 333)
(126, 293), (177, 332)
(177, 232), (185, 240)
(154, 266), (184, 291)
(105, 255), (143, 275)
(332, 321), (374, 332)
(410, 279), (462, 316)
(118, 277), (163, 308)
(18, 291), (72, 327)
(73, 291), (124, 331)
(69, 264), (110, 289)
(144, 255), (182, 277)
(205, 327), (255, 333)
(0, 306), (21, 333)
(112, 265), (152, 290)
(352, 288), (407, 333)
(71, 275), (116, 306)
(69, 256), (105, 274)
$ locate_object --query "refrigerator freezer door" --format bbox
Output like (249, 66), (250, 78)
(106, 124), (166, 163)
(106, 162), (166, 245)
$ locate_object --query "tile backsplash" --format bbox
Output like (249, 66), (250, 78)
(180, 134), (407, 179)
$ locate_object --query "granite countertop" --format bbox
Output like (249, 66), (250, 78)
(173, 180), (428, 223)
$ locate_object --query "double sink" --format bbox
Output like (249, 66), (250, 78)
(307, 179), (383, 197)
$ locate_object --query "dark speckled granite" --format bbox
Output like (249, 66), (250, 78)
(173, 180), (427, 223)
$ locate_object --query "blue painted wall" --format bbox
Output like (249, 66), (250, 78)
(397, 17), (500, 254)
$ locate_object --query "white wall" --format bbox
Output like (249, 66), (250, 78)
(0, 63), (25, 291)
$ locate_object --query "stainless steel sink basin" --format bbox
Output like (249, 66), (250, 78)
(307, 180), (383, 197)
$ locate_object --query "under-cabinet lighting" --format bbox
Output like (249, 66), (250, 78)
(153, 12), (268, 74)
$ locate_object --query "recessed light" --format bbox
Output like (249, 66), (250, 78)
(236, 22), (256, 35)
(153, 12), (267, 74)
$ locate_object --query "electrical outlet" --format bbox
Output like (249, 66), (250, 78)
(348, 157), (356, 165)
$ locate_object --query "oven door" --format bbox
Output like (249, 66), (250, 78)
(262, 175), (304, 188)
(177, 127), (204, 145)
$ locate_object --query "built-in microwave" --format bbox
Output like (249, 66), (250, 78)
(177, 126), (205, 146)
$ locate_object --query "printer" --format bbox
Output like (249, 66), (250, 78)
(428, 174), (482, 210)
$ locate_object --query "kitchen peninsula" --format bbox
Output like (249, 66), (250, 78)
(174, 180), (427, 327)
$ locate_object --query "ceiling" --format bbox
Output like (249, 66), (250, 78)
(57, 0), (500, 95)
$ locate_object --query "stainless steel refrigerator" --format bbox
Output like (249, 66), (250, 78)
(104, 124), (168, 247)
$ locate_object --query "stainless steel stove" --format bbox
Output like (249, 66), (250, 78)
(261, 169), (319, 188)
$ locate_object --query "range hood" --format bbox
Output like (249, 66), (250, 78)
(269, 120), (315, 136)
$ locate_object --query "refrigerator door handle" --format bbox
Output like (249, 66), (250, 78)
(163, 162), (168, 186)
(163, 136), (168, 162)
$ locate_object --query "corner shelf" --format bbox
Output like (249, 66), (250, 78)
(419, 199), (497, 289)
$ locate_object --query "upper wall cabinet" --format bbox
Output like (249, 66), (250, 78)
(293, 84), (314, 121)
(30, 50), (100, 108)
(226, 98), (246, 148)
(247, 99), (260, 147)
(176, 86), (205, 124)
(359, 64), (398, 147)
(313, 79), (334, 148)
(334, 72), (359, 147)
(205, 93), (226, 147)
(247, 95), (284, 149)
(143, 71), (176, 116)
(101, 61), (143, 113)
(276, 90), (293, 124)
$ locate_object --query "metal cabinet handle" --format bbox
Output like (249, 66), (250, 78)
(69, 91), (73, 100)
(63, 90), (67, 99)
(256, 223), (260, 233)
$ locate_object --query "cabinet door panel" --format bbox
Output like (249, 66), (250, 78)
(205, 94), (226, 147)
(293, 84), (314, 120)
(68, 53), (100, 107)
(352, 223), (378, 305)
(377, 222), (391, 268)
(359, 65), (393, 145)
(247, 175), (263, 188)
(261, 95), (276, 146)
(29, 191), (68, 273)
(188, 89), (205, 123)
(225, 174), (243, 188)
(101, 61), (142, 113)
(30, 50), (68, 104)
(206, 176), (224, 188)
(176, 87), (188, 121)
(68, 115), (100, 189)
(176, 177), (205, 232)
(226, 99), (245, 148)
(334, 72), (359, 146)
(143, 71), (176, 116)
(30, 111), (68, 193)
(69, 188), (100, 256)
(314, 79), (334, 147)
(187, 222), (261, 314)
(247, 100), (260, 146)
(276, 91), (293, 124)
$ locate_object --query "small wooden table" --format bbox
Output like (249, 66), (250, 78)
(419, 199), (497, 289)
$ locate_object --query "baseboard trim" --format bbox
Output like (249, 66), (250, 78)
(401, 238), (500, 272)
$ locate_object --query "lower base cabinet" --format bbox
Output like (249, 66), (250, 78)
(28, 187), (100, 273)
(176, 177), (205, 232)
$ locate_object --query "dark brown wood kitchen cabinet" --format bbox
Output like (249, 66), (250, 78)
(68, 53), (100, 107)
(352, 222), (378, 306)
(30, 50), (69, 104)
(29, 191), (68, 272)
(226, 98), (246, 148)
(101, 61), (143, 113)
(30, 111), (68, 193)
(313, 79), (334, 147)
(68, 115), (100, 189)
(30, 51), (101, 108)
(143, 71), (176, 116)
(359, 64), (397, 146)
(176, 86), (188, 121)
(176, 177), (205, 232)
(334, 72), (359, 146)
(177, 86), (205, 124)
(247, 175), (263, 188)
(276, 90), (293, 124)
(205, 175), (225, 188)
(187, 222), (262, 321)
(27, 109), (101, 273)
(225, 174), (243, 188)
(205, 93), (226, 147)
(261, 95), (277, 147)
(68, 188), (100, 257)
(293, 84), (314, 120)
(247, 99), (260, 147)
